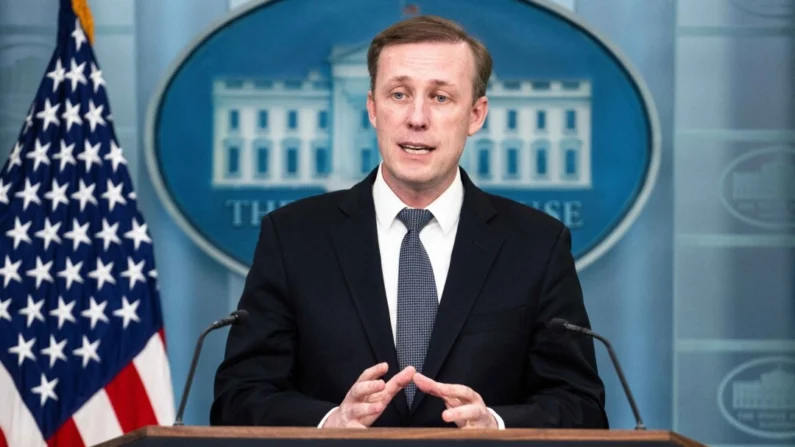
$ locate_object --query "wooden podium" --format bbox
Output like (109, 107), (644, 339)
(96, 427), (706, 447)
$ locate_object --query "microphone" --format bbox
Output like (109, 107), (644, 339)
(173, 309), (249, 426)
(547, 318), (646, 430)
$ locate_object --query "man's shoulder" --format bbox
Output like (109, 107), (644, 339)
(484, 192), (566, 238)
(264, 189), (350, 229)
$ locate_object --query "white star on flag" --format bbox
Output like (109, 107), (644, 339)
(0, 298), (11, 321)
(18, 295), (45, 328)
(0, 256), (23, 287)
(64, 58), (87, 92)
(14, 179), (42, 211)
(71, 19), (87, 50)
(46, 58), (66, 92)
(49, 296), (77, 329)
(113, 296), (141, 329)
(31, 374), (59, 406)
(0, 178), (10, 204)
(8, 334), (36, 366)
(6, 217), (32, 249)
(23, 104), (34, 134)
(53, 140), (77, 172)
(26, 138), (51, 172)
(57, 258), (84, 291)
(84, 99), (106, 132)
(88, 258), (115, 291)
(90, 62), (106, 92)
(95, 219), (121, 251)
(8, 141), (23, 169)
(121, 257), (146, 290)
(63, 218), (92, 251)
(72, 336), (101, 368)
(104, 140), (128, 172)
(80, 297), (109, 330)
(77, 139), (102, 171)
(44, 179), (70, 211)
(41, 336), (68, 368)
(26, 257), (54, 289)
(71, 179), (98, 212)
(101, 179), (127, 211)
(61, 98), (83, 131)
(124, 219), (152, 251)
(34, 217), (62, 249)
(35, 98), (61, 131)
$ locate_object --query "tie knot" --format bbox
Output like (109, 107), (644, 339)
(397, 208), (434, 232)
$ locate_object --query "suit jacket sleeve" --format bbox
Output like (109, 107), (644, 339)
(210, 215), (337, 426)
(490, 226), (608, 428)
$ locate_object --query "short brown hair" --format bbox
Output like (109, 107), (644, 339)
(367, 15), (493, 101)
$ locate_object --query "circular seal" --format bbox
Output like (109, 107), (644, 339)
(146, 0), (660, 275)
(718, 356), (795, 440)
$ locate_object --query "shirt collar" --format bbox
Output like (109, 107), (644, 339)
(372, 163), (463, 235)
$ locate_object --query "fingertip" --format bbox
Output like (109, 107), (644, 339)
(414, 373), (430, 385)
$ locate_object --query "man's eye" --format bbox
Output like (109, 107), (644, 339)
(392, 92), (405, 100)
(436, 95), (448, 103)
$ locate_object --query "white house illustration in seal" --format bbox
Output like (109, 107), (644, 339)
(210, 44), (591, 192)
(719, 357), (795, 440)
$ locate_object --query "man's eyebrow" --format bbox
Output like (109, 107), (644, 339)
(384, 76), (455, 87)
(428, 79), (454, 88)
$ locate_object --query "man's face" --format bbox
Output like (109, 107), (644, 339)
(367, 41), (488, 194)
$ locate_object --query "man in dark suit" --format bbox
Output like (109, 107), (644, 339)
(211, 15), (607, 429)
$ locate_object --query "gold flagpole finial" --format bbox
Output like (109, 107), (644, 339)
(71, 0), (95, 45)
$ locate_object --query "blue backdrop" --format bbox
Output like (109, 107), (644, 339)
(1, 1), (794, 445)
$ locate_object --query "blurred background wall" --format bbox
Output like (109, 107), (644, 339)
(0, 1), (793, 445)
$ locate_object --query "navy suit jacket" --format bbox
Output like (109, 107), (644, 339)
(210, 168), (608, 428)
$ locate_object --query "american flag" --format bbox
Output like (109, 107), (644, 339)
(0, 1), (174, 446)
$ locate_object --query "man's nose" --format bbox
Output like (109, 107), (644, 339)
(406, 97), (430, 130)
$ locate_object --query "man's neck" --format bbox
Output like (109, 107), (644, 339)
(381, 168), (457, 209)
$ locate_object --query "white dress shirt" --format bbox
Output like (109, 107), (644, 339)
(319, 164), (504, 429)
(372, 163), (462, 343)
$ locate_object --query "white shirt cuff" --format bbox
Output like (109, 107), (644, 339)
(487, 407), (506, 429)
(318, 406), (338, 428)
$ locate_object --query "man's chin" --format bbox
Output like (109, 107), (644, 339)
(390, 168), (436, 189)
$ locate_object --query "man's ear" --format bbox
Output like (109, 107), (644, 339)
(367, 90), (377, 128)
(468, 96), (488, 136)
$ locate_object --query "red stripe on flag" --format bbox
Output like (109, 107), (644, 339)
(158, 328), (167, 350)
(47, 418), (85, 447)
(105, 362), (158, 433)
(0, 427), (7, 447)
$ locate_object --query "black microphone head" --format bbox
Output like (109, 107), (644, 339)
(547, 318), (570, 330)
(231, 309), (249, 324)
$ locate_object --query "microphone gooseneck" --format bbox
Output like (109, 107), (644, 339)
(173, 309), (249, 426)
(548, 318), (646, 430)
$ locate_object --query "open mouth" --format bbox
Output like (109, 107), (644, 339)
(399, 143), (436, 155)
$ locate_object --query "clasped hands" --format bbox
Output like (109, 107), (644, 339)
(322, 362), (498, 429)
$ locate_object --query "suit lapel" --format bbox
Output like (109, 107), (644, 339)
(328, 170), (409, 419)
(411, 171), (504, 412)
